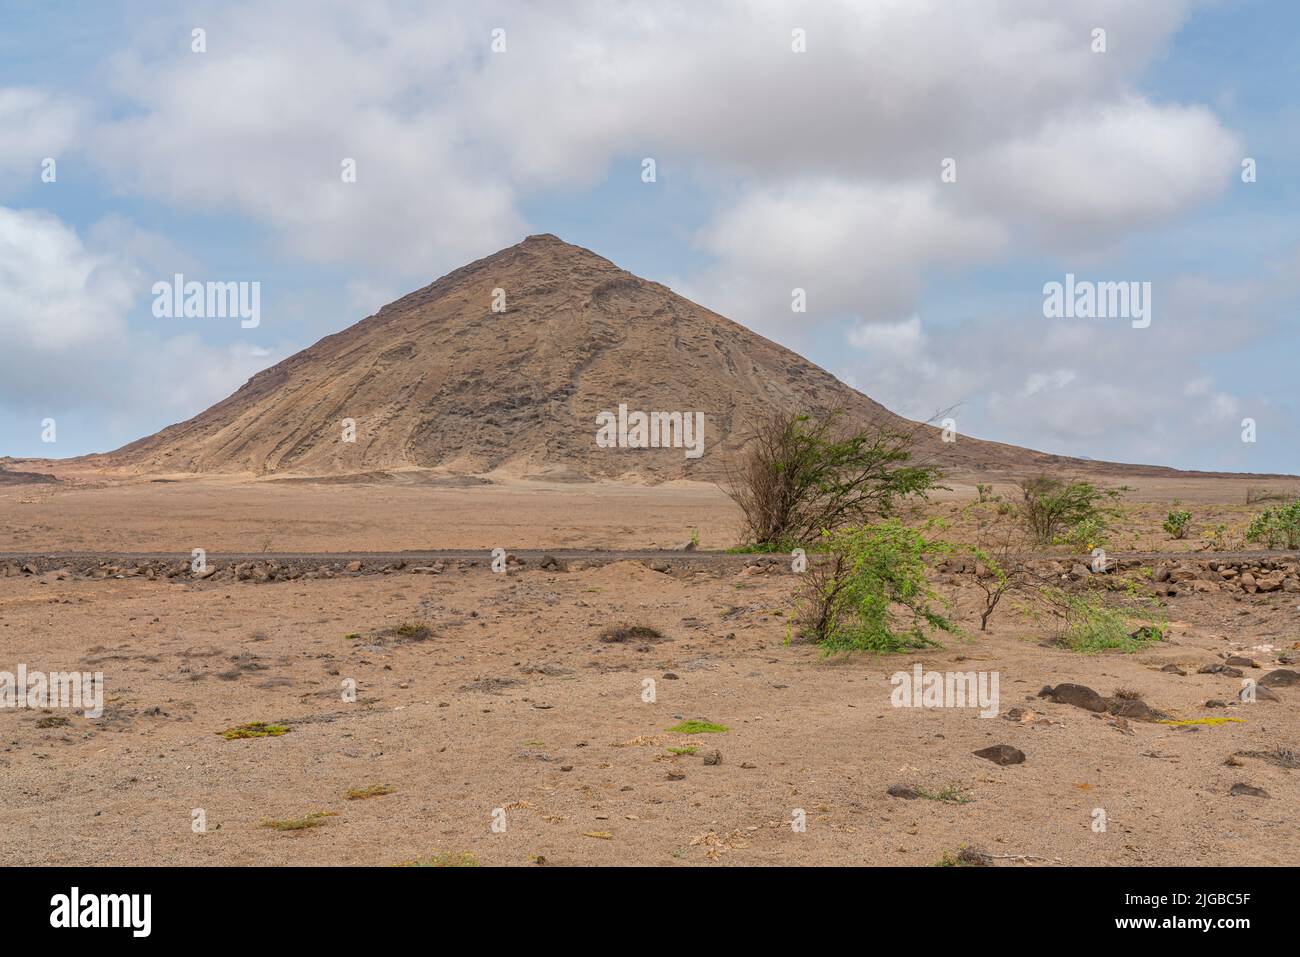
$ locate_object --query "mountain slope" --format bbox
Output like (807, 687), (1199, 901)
(91, 235), (1204, 482)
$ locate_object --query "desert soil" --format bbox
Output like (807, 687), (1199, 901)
(0, 476), (1297, 866)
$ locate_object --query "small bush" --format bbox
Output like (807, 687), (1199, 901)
(793, 520), (954, 654)
(1048, 592), (1166, 654)
(1017, 476), (1122, 545)
(1245, 501), (1300, 549)
(1163, 503), (1192, 540)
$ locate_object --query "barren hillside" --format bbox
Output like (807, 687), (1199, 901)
(72, 235), (1260, 482)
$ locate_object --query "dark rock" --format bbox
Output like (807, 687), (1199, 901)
(1106, 697), (1165, 722)
(1039, 683), (1108, 712)
(1198, 664), (1243, 678)
(1229, 783), (1270, 798)
(973, 744), (1024, 766)
(1259, 669), (1300, 688)
(1240, 684), (1281, 702)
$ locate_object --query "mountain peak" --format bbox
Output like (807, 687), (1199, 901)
(98, 238), (1091, 481)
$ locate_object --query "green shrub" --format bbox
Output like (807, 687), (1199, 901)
(1245, 501), (1300, 549)
(723, 410), (943, 549)
(793, 520), (955, 654)
(1162, 503), (1192, 540)
(1048, 591), (1166, 654)
(1017, 476), (1123, 545)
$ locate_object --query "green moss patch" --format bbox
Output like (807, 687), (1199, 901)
(665, 719), (729, 735)
(218, 721), (291, 740)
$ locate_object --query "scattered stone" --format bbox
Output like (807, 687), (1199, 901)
(1107, 696), (1166, 721)
(1224, 656), (1259, 668)
(1038, 683), (1107, 712)
(1240, 684), (1281, 703)
(1199, 663), (1243, 678)
(702, 750), (722, 766)
(1228, 783), (1270, 798)
(1259, 669), (1299, 688)
(973, 744), (1024, 766)
(1160, 663), (1187, 676)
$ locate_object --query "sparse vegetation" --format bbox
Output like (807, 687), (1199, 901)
(963, 508), (1038, 632)
(398, 850), (480, 867)
(260, 810), (336, 831)
(792, 520), (954, 653)
(665, 719), (729, 734)
(599, 624), (665, 643)
(916, 784), (970, 804)
(1163, 503), (1192, 539)
(1245, 500), (1300, 549)
(1044, 591), (1166, 654)
(666, 746), (698, 755)
(390, 621), (433, 640)
(345, 784), (396, 800)
(723, 409), (942, 549)
(219, 721), (290, 740)
(1016, 475), (1123, 545)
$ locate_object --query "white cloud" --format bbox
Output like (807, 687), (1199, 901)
(0, 87), (82, 190)
(0, 207), (133, 350)
(0, 207), (284, 439)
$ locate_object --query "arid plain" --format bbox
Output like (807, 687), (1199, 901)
(2, 471), (1297, 866)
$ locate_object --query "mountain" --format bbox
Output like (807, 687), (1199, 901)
(87, 235), (1208, 482)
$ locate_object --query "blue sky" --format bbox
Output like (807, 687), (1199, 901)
(1, 0), (1296, 473)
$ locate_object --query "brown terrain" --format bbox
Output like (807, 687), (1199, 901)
(0, 237), (1296, 867)
(12, 234), (1284, 484)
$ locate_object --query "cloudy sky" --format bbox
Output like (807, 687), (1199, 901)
(1, 0), (1296, 472)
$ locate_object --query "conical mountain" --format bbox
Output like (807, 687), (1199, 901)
(97, 234), (1151, 481)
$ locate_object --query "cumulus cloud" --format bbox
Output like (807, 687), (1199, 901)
(830, 260), (1298, 469)
(0, 87), (82, 191)
(682, 182), (1004, 341)
(2, 0), (1281, 469)
(0, 207), (283, 442)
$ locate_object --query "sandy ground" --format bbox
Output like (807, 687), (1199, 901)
(0, 547), (1296, 866)
(1, 475), (1297, 866)
(2, 473), (1294, 554)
